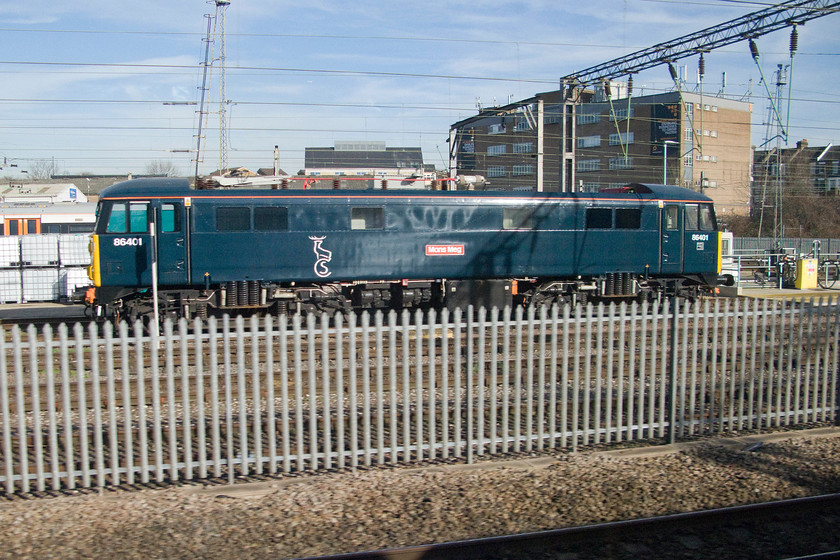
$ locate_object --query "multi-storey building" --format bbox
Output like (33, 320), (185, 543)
(449, 89), (753, 216)
(753, 139), (840, 199)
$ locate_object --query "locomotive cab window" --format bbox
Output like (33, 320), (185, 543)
(217, 207), (251, 231)
(699, 204), (716, 231)
(685, 204), (699, 230)
(585, 208), (612, 229)
(351, 207), (384, 230)
(503, 207), (533, 230)
(104, 202), (149, 233)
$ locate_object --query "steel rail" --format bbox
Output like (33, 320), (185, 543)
(300, 493), (840, 560)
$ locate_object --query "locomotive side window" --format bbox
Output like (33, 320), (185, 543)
(254, 206), (288, 231)
(664, 205), (679, 230)
(585, 208), (612, 229)
(615, 208), (641, 229)
(503, 207), (533, 230)
(351, 207), (384, 230)
(160, 203), (180, 233)
(699, 204), (716, 231)
(217, 207), (250, 231)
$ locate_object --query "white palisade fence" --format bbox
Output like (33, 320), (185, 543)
(1, 298), (838, 493)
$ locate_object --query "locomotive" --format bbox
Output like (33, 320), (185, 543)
(87, 178), (722, 322)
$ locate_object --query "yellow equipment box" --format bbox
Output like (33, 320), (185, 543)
(795, 258), (818, 289)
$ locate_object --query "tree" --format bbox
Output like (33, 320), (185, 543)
(28, 159), (62, 180)
(145, 160), (180, 177)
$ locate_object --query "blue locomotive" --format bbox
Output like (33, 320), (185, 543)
(87, 178), (722, 321)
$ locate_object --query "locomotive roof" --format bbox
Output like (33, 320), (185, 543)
(99, 178), (713, 203)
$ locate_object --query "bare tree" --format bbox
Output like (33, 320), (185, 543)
(145, 160), (180, 177)
(28, 159), (62, 180)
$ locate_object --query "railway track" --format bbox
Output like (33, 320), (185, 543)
(301, 493), (840, 560)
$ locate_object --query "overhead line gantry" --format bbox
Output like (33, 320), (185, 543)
(560, 0), (840, 88)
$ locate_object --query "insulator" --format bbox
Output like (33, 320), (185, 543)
(627, 75), (633, 96)
(698, 53), (705, 79)
(332, 179), (340, 189)
(749, 39), (760, 61)
(226, 281), (237, 307)
(237, 280), (247, 306)
(668, 63), (678, 82)
(790, 26), (798, 55)
(603, 80), (611, 98)
(248, 280), (259, 306)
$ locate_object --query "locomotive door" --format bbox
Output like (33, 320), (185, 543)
(660, 204), (683, 273)
(153, 200), (188, 286)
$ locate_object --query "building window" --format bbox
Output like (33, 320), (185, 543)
(577, 135), (601, 148)
(577, 111), (601, 125)
(488, 166), (506, 178)
(512, 164), (534, 176)
(488, 144), (506, 156)
(580, 182), (600, 192)
(513, 142), (534, 154)
(513, 120), (531, 132)
(488, 123), (504, 135)
(609, 157), (634, 170)
(684, 154), (693, 168)
(609, 132), (634, 146)
(609, 108), (634, 121)
(577, 159), (601, 172)
(710, 130), (718, 138)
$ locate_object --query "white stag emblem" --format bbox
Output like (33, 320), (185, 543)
(309, 236), (332, 278)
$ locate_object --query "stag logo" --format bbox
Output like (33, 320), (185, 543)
(309, 236), (332, 278)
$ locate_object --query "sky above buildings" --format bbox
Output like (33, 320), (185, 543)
(0, 0), (838, 177)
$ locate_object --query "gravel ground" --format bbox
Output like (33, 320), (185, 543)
(1, 429), (839, 560)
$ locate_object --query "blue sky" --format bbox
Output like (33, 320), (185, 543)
(0, 0), (838, 177)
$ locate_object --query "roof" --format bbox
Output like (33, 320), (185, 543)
(0, 183), (88, 203)
(620, 183), (713, 202)
(305, 147), (423, 169)
(100, 178), (711, 204)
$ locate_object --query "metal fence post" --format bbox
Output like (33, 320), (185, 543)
(668, 294), (679, 444)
